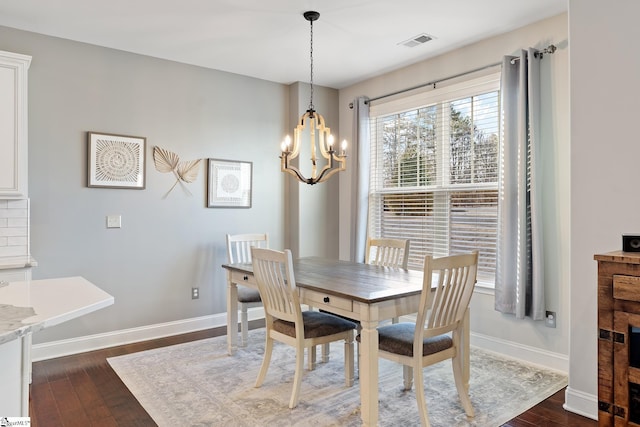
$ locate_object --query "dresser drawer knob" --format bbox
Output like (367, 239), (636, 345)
(323, 296), (330, 303)
(243, 275), (249, 281)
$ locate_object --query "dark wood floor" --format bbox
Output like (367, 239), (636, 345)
(29, 322), (597, 426)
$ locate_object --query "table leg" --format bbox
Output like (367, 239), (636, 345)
(359, 315), (379, 426)
(462, 307), (470, 391)
(227, 273), (239, 355)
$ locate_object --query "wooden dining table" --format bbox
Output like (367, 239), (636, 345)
(222, 256), (471, 426)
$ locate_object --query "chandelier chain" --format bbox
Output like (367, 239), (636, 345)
(309, 17), (314, 111)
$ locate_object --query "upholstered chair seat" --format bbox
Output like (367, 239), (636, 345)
(376, 323), (453, 357)
(273, 311), (357, 339)
(237, 286), (261, 304)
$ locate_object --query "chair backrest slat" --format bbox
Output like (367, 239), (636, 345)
(365, 238), (410, 269)
(226, 233), (269, 264)
(415, 251), (478, 341)
(251, 247), (301, 324)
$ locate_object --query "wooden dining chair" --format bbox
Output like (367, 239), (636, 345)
(365, 237), (410, 269)
(226, 233), (268, 347)
(373, 251), (478, 426)
(251, 247), (357, 409)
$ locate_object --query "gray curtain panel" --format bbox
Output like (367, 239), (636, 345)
(352, 96), (370, 263)
(495, 48), (545, 320)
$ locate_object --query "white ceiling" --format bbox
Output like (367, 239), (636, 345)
(0, 0), (566, 89)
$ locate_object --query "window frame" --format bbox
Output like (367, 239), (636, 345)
(368, 72), (501, 288)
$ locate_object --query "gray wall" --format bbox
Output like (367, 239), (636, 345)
(0, 26), (292, 343)
(567, 0), (640, 417)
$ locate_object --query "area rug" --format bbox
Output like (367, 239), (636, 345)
(107, 329), (567, 426)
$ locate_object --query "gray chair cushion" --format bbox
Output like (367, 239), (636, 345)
(273, 311), (357, 339)
(237, 286), (261, 303)
(373, 322), (453, 357)
(320, 309), (359, 324)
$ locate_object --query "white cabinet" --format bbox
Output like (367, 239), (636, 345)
(0, 277), (114, 417)
(0, 266), (32, 284)
(0, 50), (31, 198)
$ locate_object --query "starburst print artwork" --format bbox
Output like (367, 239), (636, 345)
(87, 132), (146, 189)
(95, 138), (141, 183)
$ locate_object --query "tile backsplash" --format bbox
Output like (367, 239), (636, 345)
(0, 199), (30, 258)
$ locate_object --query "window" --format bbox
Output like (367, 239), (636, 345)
(368, 74), (500, 286)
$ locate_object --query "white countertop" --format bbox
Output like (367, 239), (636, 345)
(0, 276), (114, 345)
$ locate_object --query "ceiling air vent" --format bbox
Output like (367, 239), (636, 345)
(399, 33), (434, 48)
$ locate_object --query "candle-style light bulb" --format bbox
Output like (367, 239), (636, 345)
(281, 135), (292, 152)
(341, 139), (348, 155)
(327, 134), (335, 151)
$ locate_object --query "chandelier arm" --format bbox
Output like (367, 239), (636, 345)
(331, 152), (348, 164)
(285, 165), (309, 183)
(315, 162), (344, 184)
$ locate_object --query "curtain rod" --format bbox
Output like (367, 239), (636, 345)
(350, 44), (557, 108)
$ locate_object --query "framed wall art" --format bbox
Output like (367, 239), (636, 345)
(207, 158), (252, 208)
(87, 132), (146, 189)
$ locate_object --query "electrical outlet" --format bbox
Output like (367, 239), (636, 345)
(106, 215), (121, 228)
(191, 287), (199, 299)
(545, 311), (556, 328)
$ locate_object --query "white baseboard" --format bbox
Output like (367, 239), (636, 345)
(470, 331), (569, 373)
(31, 307), (265, 362)
(471, 332), (601, 420)
(563, 386), (598, 420)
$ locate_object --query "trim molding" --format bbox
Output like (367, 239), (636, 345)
(470, 331), (569, 373)
(31, 308), (265, 361)
(563, 386), (598, 420)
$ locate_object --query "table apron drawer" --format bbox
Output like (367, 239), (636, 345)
(229, 271), (257, 287)
(613, 275), (640, 302)
(302, 289), (353, 312)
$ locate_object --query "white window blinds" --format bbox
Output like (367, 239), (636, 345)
(368, 74), (500, 285)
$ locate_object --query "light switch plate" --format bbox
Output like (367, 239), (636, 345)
(106, 215), (121, 228)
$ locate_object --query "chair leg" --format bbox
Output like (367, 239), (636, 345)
(308, 346), (317, 370)
(240, 303), (249, 347)
(413, 363), (431, 427)
(290, 342), (305, 409)
(403, 365), (413, 390)
(322, 343), (330, 363)
(255, 336), (273, 388)
(344, 332), (355, 387)
(452, 356), (474, 417)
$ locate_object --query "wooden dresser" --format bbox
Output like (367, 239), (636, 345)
(595, 251), (640, 426)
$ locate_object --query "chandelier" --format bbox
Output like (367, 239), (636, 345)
(280, 11), (347, 185)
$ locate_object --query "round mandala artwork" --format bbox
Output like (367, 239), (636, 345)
(95, 138), (140, 182)
(220, 173), (240, 194)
